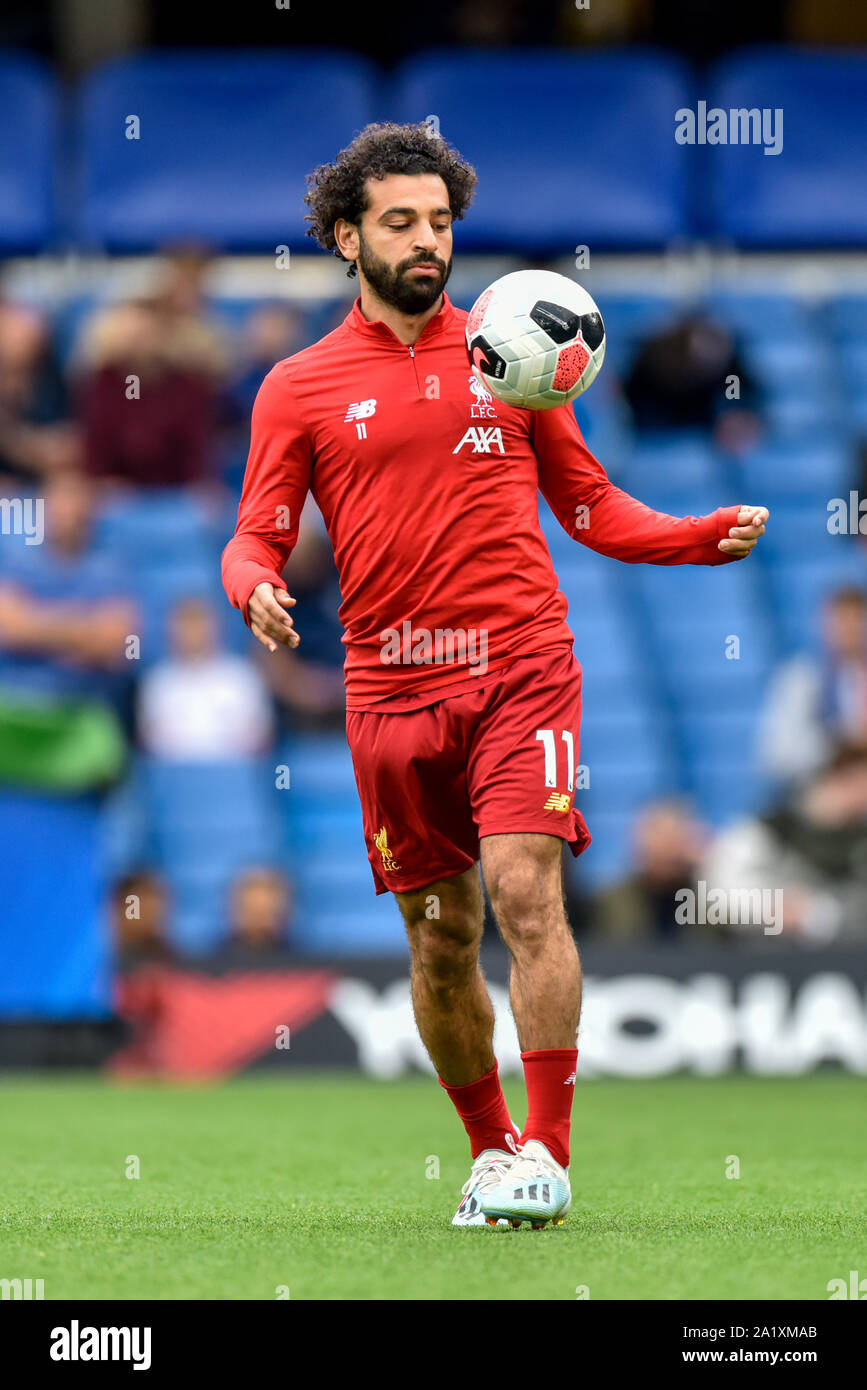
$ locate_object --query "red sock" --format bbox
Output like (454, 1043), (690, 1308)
(439, 1062), (519, 1159)
(519, 1048), (578, 1169)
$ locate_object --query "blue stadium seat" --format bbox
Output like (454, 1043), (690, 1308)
(582, 756), (672, 811)
(839, 341), (867, 399)
(595, 294), (682, 349)
(569, 808), (638, 888)
(0, 56), (56, 252)
(139, 758), (286, 953)
(620, 484), (723, 523)
(76, 51), (376, 251)
(278, 736), (358, 807)
(679, 708), (763, 766)
(736, 439), (855, 503)
(617, 434), (724, 495)
(689, 763), (763, 825)
(768, 557), (867, 652)
(292, 897), (408, 956)
(144, 758), (280, 828)
(744, 338), (834, 394)
(95, 489), (218, 567)
(709, 50), (867, 246)
(387, 50), (691, 249)
(708, 290), (806, 340)
(830, 294), (867, 341)
(681, 708), (775, 820)
(0, 791), (111, 1016)
(756, 503), (855, 563)
(636, 559), (776, 720)
(581, 705), (670, 762)
(764, 396), (843, 441)
(568, 614), (645, 685)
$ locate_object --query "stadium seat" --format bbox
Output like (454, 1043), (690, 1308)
(75, 51), (377, 251)
(830, 294), (867, 341)
(0, 791), (111, 1016)
(292, 898), (408, 956)
(709, 50), (867, 246)
(735, 439), (855, 504)
(278, 735), (358, 806)
(616, 435), (724, 495)
(95, 489), (218, 567)
(839, 341), (867, 399)
(569, 807), (640, 888)
(679, 708), (763, 767)
(387, 50), (691, 249)
(755, 503), (854, 563)
(768, 558), (867, 652)
(764, 396), (843, 441)
(138, 758), (286, 953)
(689, 758), (767, 825)
(708, 290), (806, 340)
(744, 338), (835, 394)
(0, 56), (56, 252)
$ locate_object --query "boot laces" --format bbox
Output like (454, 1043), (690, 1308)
(507, 1147), (562, 1184)
(461, 1132), (519, 1196)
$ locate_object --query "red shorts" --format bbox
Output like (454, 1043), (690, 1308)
(345, 645), (592, 895)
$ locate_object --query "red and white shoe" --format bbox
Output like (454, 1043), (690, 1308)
(452, 1137), (519, 1227)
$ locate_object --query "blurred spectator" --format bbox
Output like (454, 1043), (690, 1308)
(0, 295), (78, 487)
(75, 249), (229, 488)
(705, 746), (867, 943)
(137, 596), (275, 759)
(226, 867), (295, 957)
(0, 472), (136, 780)
(229, 301), (305, 421)
(623, 312), (761, 452)
(113, 870), (175, 968)
(558, 0), (649, 46)
(258, 500), (346, 729)
(758, 586), (867, 788)
(221, 302), (306, 492)
(789, 0), (867, 44)
(590, 798), (712, 940)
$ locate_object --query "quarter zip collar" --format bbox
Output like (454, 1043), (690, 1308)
(346, 291), (457, 350)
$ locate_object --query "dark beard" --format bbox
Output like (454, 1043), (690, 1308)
(357, 235), (452, 314)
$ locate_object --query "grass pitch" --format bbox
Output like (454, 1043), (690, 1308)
(1, 1073), (865, 1300)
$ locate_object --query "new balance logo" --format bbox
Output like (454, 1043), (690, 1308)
(452, 426), (505, 455)
(544, 792), (572, 813)
(345, 399), (377, 439)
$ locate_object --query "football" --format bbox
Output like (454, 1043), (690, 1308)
(465, 269), (606, 410)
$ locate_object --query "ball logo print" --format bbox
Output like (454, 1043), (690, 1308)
(466, 270), (606, 410)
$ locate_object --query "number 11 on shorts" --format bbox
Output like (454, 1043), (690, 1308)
(535, 728), (575, 791)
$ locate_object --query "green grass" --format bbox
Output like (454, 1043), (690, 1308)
(0, 1073), (865, 1300)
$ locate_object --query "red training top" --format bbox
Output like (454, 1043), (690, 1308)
(222, 292), (741, 709)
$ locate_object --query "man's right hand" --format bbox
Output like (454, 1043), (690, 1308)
(248, 583), (299, 653)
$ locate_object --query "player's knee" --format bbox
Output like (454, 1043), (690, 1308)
(406, 916), (481, 996)
(486, 859), (565, 953)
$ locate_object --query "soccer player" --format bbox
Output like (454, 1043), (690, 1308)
(222, 123), (769, 1228)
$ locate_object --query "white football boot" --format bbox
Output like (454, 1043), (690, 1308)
(478, 1139), (571, 1229)
(452, 1137), (519, 1227)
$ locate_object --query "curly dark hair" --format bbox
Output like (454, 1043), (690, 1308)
(304, 122), (478, 276)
